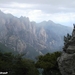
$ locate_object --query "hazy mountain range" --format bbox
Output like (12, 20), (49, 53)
(0, 10), (72, 59)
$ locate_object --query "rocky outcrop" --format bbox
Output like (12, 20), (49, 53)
(58, 24), (75, 75)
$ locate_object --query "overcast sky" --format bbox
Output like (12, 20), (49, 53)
(0, 0), (75, 27)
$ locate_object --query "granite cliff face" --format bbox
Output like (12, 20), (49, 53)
(0, 10), (72, 59)
(58, 25), (75, 75)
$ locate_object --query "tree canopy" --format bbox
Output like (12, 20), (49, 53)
(0, 52), (39, 75)
(35, 52), (62, 75)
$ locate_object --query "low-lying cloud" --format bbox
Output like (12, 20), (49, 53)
(0, 0), (75, 27)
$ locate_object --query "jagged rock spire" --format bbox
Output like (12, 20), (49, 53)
(72, 24), (75, 37)
(63, 24), (75, 54)
(58, 24), (75, 75)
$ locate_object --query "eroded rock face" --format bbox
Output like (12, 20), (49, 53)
(58, 24), (75, 75)
(0, 11), (72, 59)
(58, 52), (75, 75)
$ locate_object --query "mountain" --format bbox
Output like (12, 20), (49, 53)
(0, 10), (72, 59)
(0, 42), (17, 54)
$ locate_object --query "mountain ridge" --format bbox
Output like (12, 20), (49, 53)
(0, 10), (72, 59)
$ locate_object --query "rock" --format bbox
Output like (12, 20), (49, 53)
(0, 10), (72, 58)
(58, 24), (75, 75)
(58, 52), (75, 75)
(66, 46), (75, 54)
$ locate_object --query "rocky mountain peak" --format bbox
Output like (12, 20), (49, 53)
(0, 10), (72, 59)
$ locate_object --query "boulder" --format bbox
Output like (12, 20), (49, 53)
(58, 24), (75, 75)
(58, 52), (75, 75)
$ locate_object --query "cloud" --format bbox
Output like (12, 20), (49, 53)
(0, 0), (75, 13)
(0, 0), (74, 5)
(0, 0), (75, 27)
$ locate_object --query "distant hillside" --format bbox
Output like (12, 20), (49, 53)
(0, 10), (72, 59)
(0, 42), (17, 54)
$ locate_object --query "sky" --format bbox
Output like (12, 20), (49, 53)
(0, 0), (75, 27)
